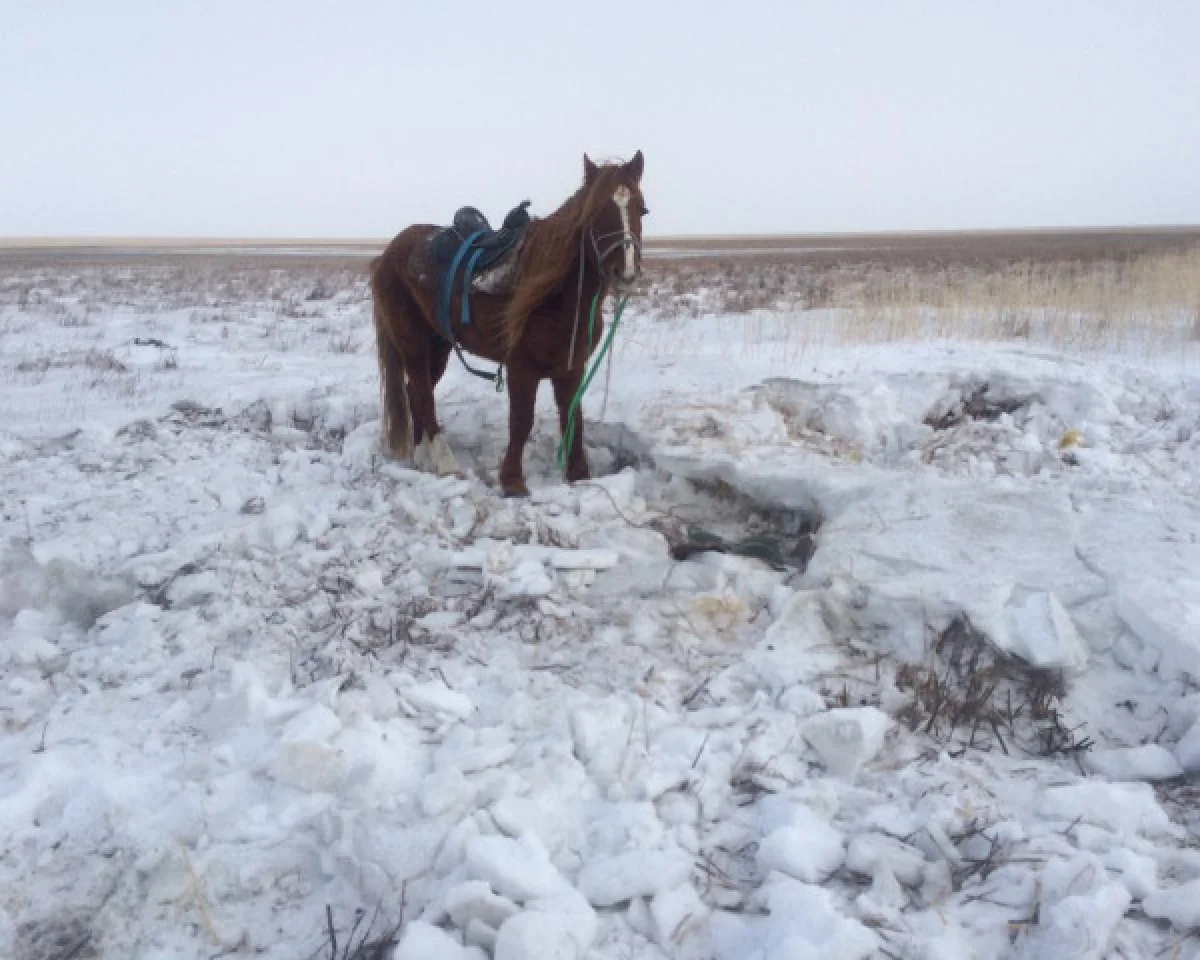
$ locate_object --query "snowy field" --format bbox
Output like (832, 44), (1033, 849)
(3, 255), (1200, 959)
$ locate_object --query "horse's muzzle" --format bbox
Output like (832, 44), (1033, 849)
(613, 268), (641, 293)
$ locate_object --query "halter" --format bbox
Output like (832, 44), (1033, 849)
(565, 220), (642, 371)
(590, 225), (642, 274)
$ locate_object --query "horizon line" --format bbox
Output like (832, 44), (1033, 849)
(3, 223), (1200, 249)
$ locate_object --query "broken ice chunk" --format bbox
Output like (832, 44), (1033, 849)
(800, 707), (891, 779)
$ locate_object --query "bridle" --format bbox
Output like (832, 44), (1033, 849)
(588, 224), (642, 280)
(566, 215), (642, 371)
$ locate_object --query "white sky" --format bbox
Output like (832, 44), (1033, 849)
(3, 1), (1199, 237)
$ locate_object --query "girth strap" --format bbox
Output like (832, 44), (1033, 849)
(437, 229), (485, 341)
(435, 229), (506, 390)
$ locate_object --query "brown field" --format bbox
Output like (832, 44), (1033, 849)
(3, 227), (1199, 350)
(645, 225), (1200, 267)
(4, 225), (1200, 264)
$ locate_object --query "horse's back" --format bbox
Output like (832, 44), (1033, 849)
(380, 224), (436, 262)
(372, 224), (437, 290)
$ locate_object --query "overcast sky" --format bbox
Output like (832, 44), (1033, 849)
(3, 1), (1199, 237)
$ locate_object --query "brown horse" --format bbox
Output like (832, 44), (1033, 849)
(370, 151), (647, 496)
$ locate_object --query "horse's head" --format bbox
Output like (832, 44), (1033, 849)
(583, 150), (647, 291)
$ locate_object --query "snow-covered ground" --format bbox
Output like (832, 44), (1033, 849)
(3, 260), (1200, 959)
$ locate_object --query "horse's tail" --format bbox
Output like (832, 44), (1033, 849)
(370, 257), (414, 458)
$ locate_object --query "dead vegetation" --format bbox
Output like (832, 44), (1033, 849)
(638, 236), (1200, 351)
(923, 383), (1028, 431)
(329, 333), (360, 354)
(0, 256), (369, 318)
(14, 348), (128, 376)
(310, 905), (401, 960)
(14, 913), (96, 960)
(895, 618), (1091, 759)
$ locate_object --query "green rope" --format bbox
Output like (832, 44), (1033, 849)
(673, 526), (791, 570)
(556, 291), (628, 470)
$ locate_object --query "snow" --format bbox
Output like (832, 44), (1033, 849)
(394, 922), (486, 960)
(756, 804), (846, 883)
(800, 707), (891, 780)
(711, 875), (879, 960)
(650, 882), (708, 947)
(1176, 719), (1200, 771)
(443, 881), (520, 930)
(1103, 847), (1158, 900)
(576, 850), (694, 906)
(280, 703), (341, 743)
(2, 260), (1200, 958)
(1005, 589), (1090, 674)
(402, 680), (476, 718)
(1144, 878), (1200, 931)
(1036, 781), (1175, 838)
(845, 831), (927, 887)
(493, 906), (592, 960)
(465, 834), (571, 902)
(1082, 744), (1184, 782)
(1021, 880), (1131, 959)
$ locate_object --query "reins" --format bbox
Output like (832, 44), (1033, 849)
(556, 286), (630, 470)
(556, 219), (639, 467)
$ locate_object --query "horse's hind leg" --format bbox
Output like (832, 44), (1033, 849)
(430, 340), (452, 388)
(407, 336), (461, 476)
(422, 340), (460, 475)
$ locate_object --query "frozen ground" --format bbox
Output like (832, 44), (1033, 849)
(3, 260), (1200, 959)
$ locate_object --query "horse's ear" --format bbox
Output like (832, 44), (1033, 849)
(584, 154), (599, 184)
(624, 150), (644, 183)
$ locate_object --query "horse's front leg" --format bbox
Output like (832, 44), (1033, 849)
(499, 361), (537, 497)
(552, 371), (590, 484)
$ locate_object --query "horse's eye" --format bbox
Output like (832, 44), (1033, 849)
(640, 205), (650, 217)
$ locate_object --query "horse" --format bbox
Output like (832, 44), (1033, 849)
(369, 151), (647, 497)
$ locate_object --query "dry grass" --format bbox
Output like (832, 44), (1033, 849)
(0, 255), (369, 316)
(894, 617), (1091, 759)
(329, 333), (360, 354)
(637, 244), (1200, 353)
(14, 348), (128, 377)
(842, 248), (1200, 349)
(634, 228), (1200, 354)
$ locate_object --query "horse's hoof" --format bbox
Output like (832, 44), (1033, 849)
(428, 433), (461, 476)
(501, 479), (530, 498)
(413, 434), (461, 476)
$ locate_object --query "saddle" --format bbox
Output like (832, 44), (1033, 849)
(409, 201), (531, 301)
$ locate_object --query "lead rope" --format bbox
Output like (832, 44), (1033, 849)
(565, 227), (587, 372)
(556, 290), (629, 470)
(599, 322), (616, 422)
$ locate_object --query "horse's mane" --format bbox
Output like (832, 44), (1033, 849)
(502, 164), (625, 351)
